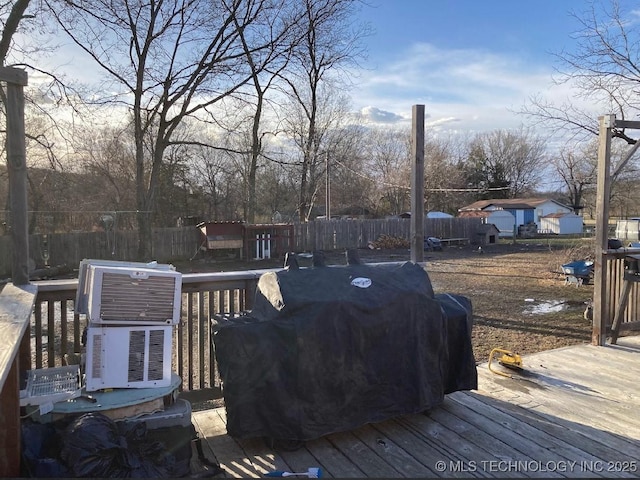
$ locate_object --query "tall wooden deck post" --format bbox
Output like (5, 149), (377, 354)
(0, 66), (30, 477)
(592, 114), (614, 346)
(3, 66), (29, 285)
(410, 105), (425, 263)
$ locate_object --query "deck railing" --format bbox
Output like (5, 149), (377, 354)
(602, 250), (640, 334)
(25, 251), (640, 400)
(30, 268), (283, 398)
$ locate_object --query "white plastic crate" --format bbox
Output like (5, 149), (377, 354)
(20, 365), (81, 406)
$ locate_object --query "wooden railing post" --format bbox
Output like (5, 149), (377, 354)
(0, 283), (37, 477)
(593, 114), (614, 346)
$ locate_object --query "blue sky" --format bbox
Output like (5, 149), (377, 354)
(351, 0), (606, 133)
(27, 0), (635, 138)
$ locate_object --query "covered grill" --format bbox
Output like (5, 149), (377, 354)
(213, 252), (477, 443)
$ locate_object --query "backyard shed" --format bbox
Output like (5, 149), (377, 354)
(197, 221), (294, 260)
(540, 212), (583, 235)
(198, 221), (245, 258)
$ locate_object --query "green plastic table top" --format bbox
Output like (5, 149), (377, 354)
(51, 373), (181, 414)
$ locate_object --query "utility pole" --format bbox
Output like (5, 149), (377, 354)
(325, 152), (330, 220)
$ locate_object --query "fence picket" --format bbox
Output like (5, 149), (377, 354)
(0, 218), (484, 276)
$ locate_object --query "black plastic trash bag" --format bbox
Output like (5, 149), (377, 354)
(21, 419), (69, 478)
(60, 413), (132, 478)
(59, 412), (180, 478)
(23, 410), (194, 478)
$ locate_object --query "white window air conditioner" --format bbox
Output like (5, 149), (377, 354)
(85, 325), (173, 391)
(84, 263), (182, 325)
(76, 259), (178, 318)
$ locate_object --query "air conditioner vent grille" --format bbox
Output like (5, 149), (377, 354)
(148, 329), (166, 381)
(100, 273), (177, 323)
(128, 330), (146, 382)
(90, 333), (102, 379)
(85, 325), (173, 391)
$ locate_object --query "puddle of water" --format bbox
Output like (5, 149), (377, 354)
(523, 300), (568, 315)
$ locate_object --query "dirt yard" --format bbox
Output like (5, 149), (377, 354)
(176, 238), (596, 364)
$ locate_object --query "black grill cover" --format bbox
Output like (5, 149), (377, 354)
(213, 261), (476, 442)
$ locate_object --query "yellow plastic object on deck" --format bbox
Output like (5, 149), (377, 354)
(488, 348), (523, 378)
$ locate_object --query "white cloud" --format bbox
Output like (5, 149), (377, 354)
(427, 116), (460, 128)
(350, 42), (573, 135)
(359, 106), (406, 124)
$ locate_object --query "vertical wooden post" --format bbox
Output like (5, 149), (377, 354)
(3, 68), (29, 285)
(410, 105), (425, 263)
(592, 114), (614, 346)
(0, 360), (20, 477)
(0, 67), (29, 478)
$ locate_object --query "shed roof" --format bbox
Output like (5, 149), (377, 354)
(458, 210), (514, 219)
(459, 197), (569, 212)
(476, 223), (500, 234)
(542, 212), (581, 219)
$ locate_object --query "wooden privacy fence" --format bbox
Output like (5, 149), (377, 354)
(0, 228), (201, 277)
(0, 218), (483, 277)
(293, 217), (483, 251)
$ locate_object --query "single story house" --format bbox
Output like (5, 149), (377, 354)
(539, 212), (584, 235)
(458, 198), (573, 233)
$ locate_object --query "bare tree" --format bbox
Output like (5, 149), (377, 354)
(76, 125), (137, 209)
(2, 0), (84, 165)
(189, 139), (243, 221)
(0, 0), (31, 65)
(464, 128), (546, 199)
(232, 2), (302, 223)
(46, 0), (297, 259)
(423, 134), (468, 214)
(553, 139), (598, 212)
(522, 1), (640, 144)
(320, 119), (372, 217)
(363, 126), (411, 216)
(279, 0), (368, 221)
(255, 154), (298, 221)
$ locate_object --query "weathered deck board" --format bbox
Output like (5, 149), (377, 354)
(192, 337), (640, 478)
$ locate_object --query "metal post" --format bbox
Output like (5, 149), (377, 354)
(410, 105), (425, 263)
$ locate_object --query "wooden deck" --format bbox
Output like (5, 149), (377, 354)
(191, 337), (640, 478)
